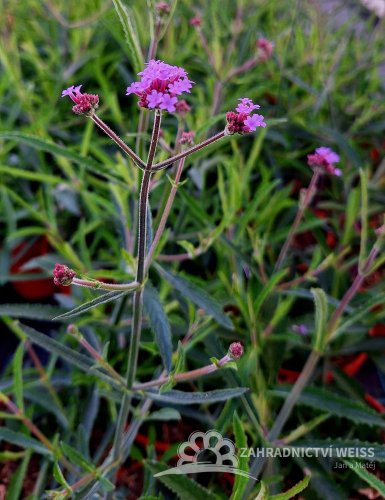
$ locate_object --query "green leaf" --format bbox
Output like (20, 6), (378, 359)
(61, 442), (95, 473)
(0, 132), (126, 186)
(52, 290), (128, 320)
(13, 342), (24, 412)
(144, 282), (172, 372)
(160, 341), (185, 393)
(343, 459), (385, 496)
(270, 476), (310, 499)
(0, 304), (65, 320)
(255, 481), (268, 500)
(53, 462), (71, 492)
(231, 412), (248, 500)
(0, 428), (52, 457)
(112, 0), (144, 73)
(145, 408), (181, 421)
(311, 288), (329, 353)
(270, 386), (385, 428)
(359, 169), (368, 269)
(143, 387), (248, 405)
(19, 325), (122, 390)
(6, 450), (31, 500)
(154, 264), (233, 330)
(146, 461), (218, 500)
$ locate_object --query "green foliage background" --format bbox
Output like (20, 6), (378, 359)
(1, 0), (385, 498)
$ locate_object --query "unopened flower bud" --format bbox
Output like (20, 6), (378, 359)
(53, 263), (76, 286)
(61, 85), (99, 116)
(256, 37), (274, 62)
(175, 99), (191, 117)
(190, 15), (202, 27)
(156, 1), (170, 14)
(228, 342), (244, 360)
(179, 131), (195, 146)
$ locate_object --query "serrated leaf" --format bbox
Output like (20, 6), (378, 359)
(143, 387), (248, 405)
(0, 428), (52, 456)
(61, 442), (95, 473)
(0, 303), (66, 320)
(343, 459), (385, 496)
(270, 386), (385, 428)
(146, 460), (218, 500)
(0, 132), (126, 186)
(20, 324), (122, 390)
(231, 412), (248, 500)
(53, 290), (128, 320)
(154, 264), (233, 330)
(112, 0), (144, 73)
(144, 282), (172, 372)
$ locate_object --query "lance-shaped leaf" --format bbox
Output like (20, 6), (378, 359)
(142, 387), (248, 405)
(53, 290), (128, 320)
(154, 264), (233, 330)
(144, 282), (172, 372)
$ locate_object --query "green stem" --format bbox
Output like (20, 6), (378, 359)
(274, 169), (321, 271)
(111, 110), (162, 466)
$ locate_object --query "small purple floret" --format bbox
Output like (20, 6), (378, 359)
(226, 98), (266, 135)
(307, 147), (341, 176)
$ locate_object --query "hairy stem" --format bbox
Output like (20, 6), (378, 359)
(91, 114), (146, 169)
(111, 111), (162, 466)
(151, 131), (225, 171)
(72, 277), (140, 291)
(274, 169), (321, 271)
(133, 354), (232, 391)
(144, 157), (186, 272)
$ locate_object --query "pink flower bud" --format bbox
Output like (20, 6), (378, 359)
(179, 131), (195, 145)
(61, 85), (99, 116)
(229, 342), (244, 360)
(190, 15), (202, 27)
(53, 264), (76, 286)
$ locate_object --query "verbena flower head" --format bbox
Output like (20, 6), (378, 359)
(179, 131), (195, 145)
(229, 342), (244, 360)
(155, 1), (170, 14)
(307, 147), (341, 176)
(256, 37), (274, 61)
(226, 98), (266, 134)
(190, 15), (202, 27)
(126, 60), (194, 113)
(53, 264), (76, 286)
(61, 85), (99, 115)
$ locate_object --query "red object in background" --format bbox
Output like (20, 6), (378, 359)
(10, 236), (70, 299)
(369, 324), (385, 337)
(365, 394), (385, 414)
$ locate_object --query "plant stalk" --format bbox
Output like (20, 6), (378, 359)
(111, 110), (162, 466)
(274, 169), (321, 271)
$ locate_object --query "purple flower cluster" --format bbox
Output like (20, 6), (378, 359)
(307, 147), (341, 176)
(226, 98), (266, 134)
(61, 85), (99, 115)
(126, 60), (194, 113)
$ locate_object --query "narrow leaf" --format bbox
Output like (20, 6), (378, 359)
(343, 459), (385, 496)
(146, 461), (217, 500)
(13, 342), (24, 412)
(0, 428), (52, 456)
(53, 290), (128, 320)
(271, 386), (385, 428)
(231, 412), (248, 500)
(311, 288), (329, 352)
(143, 387), (248, 405)
(144, 282), (172, 372)
(270, 476), (310, 500)
(155, 264), (233, 329)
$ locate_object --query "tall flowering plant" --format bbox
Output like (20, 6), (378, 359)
(49, 59), (266, 492)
